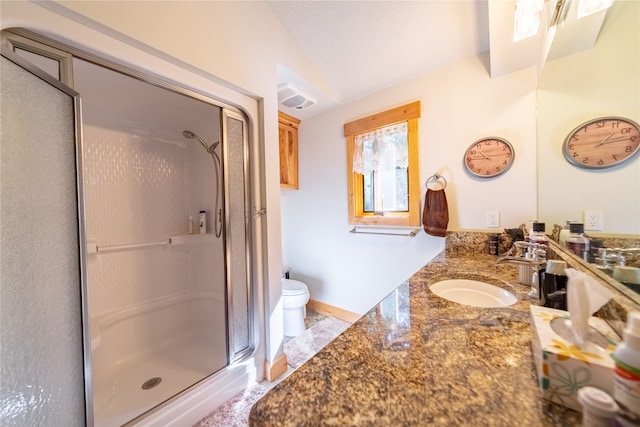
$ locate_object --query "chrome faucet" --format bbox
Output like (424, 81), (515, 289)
(595, 247), (640, 269)
(496, 241), (547, 298)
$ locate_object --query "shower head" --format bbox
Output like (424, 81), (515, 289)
(182, 129), (217, 153)
(182, 130), (196, 139)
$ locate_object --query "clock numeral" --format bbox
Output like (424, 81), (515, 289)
(610, 121), (620, 129)
(571, 135), (579, 142)
(597, 159), (604, 165)
(626, 146), (633, 153)
(573, 152), (580, 158)
(621, 127), (633, 134)
(503, 160), (508, 166)
(595, 121), (605, 128)
(613, 154), (619, 160)
(485, 170), (490, 176)
(582, 158), (589, 164)
(631, 136), (638, 142)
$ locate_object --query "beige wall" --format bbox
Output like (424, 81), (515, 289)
(282, 53), (538, 314)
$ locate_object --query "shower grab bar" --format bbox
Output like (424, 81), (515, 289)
(92, 239), (171, 254)
(349, 227), (419, 237)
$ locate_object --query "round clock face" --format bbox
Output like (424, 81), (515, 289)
(463, 137), (515, 178)
(563, 116), (640, 169)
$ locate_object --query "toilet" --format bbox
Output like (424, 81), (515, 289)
(282, 278), (310, 337)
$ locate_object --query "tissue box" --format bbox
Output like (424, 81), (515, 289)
(529, 305), (619, 411)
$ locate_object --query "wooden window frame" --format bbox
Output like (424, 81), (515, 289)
(344, 101), (421, 227)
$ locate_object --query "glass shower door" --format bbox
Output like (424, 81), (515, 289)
(0, 50), (91, 426)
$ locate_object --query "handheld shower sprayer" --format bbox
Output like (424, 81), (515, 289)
(182, 130), (219, 154)
(182, 129), (223, 238)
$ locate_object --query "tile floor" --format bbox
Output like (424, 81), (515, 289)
(194, 309), (352, 427)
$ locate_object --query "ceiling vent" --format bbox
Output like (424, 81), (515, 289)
(277, 83), (317, 110)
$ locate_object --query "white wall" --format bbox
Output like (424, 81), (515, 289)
(282, 53), (538, 314)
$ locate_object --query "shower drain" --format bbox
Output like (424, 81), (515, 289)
(141, 377), (162, 390)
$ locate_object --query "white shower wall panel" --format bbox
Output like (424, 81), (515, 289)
(83, 125), (223, 316)
(83, 126), (188, 244)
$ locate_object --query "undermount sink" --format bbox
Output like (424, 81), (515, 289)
(430, 279), (517, 308)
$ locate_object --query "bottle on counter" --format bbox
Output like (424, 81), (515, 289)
(529, 222), (549, 246)
(488, 234), (499, 255)
(199, 210), (206, 234)
(541, 260), (567, 309)
(559, 221), (574, 246)
(612, 311), (640, 419)
(577, 386), (620, 427)
(588, 239), (603, 264)
(565, 222), (590, 260)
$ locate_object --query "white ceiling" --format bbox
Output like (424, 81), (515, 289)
(268, 0), (490, 103)
(268, 0), (496, 119)
(267, 0), (609, 121)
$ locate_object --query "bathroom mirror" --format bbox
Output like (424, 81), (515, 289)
(537, 0), (640, 304)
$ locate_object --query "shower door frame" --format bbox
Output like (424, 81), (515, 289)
(0, 46), (92, 426)
(2, 28), (258, 425)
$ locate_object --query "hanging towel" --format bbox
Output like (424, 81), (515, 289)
(422, 188), (449, 237)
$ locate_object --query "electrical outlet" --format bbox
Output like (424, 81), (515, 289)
(486, 211), (500, 228)
(584, 211), (603, 231)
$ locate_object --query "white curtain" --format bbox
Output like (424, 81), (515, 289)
(353, 122), (408, 175)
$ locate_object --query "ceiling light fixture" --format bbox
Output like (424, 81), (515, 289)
(513, 0), (545, 41)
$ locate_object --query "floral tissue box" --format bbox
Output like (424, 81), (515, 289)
(529, 305), (619, 411)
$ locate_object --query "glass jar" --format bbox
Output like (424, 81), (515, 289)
(565, 222), (590, 260)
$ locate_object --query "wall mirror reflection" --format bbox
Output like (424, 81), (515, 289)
(536, 0), (639, 302)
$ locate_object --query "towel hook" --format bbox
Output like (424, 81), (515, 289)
(426, 173), (447, 190)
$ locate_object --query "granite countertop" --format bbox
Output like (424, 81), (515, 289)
(249, 250), (582, 426)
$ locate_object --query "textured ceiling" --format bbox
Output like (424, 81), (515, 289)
(267, 0), (490, 104)
(267, 0), (609, 121)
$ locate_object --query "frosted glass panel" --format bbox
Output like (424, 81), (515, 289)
(0, 56), (85, 425)
(226, 112), (250, 355)
(14, 47), (61, 80)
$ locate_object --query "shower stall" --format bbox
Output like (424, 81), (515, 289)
(1, 30), (260, 427)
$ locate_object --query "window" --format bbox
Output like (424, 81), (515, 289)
(344, 101), (421, 227)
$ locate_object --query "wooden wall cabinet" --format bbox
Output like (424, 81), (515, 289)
(278, 111), (300, 190)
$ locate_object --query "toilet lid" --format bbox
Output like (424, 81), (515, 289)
(282, 279), (308, 296)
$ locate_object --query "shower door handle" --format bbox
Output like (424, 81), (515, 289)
(252, 207), (266, 219)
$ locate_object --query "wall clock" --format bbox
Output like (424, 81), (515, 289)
(463, 137), (515, 178)
(563, 116), (640, 169)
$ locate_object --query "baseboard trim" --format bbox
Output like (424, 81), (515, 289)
(264, 352), (288, 382)
(307, 299), (361, 324)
